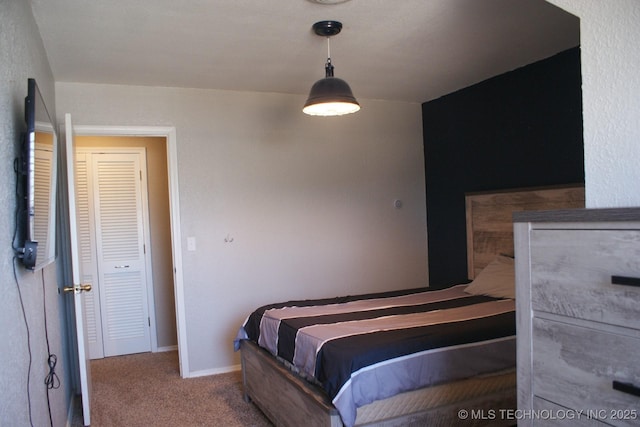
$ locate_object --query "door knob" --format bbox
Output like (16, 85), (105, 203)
(63, 283), (92, 293)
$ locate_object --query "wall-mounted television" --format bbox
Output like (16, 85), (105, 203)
(18, 78), (58, 270)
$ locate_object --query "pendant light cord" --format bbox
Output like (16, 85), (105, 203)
(324, 37), (334, 77)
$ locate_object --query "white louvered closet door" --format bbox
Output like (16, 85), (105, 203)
(92, 152), (151, 357)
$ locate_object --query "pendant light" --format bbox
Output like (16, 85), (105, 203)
(303, 21), (360, 116)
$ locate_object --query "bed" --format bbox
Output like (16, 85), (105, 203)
(235, 185), (585, 427)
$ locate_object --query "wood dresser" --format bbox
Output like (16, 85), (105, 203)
(513, 208), (640, 427)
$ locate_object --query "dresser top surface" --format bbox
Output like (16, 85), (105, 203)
(513, 207), (640, 223)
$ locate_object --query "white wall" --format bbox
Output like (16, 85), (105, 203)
(547, 0), (640, 208)
(0, 0), (70, 425)
(55, 83), (428, 373)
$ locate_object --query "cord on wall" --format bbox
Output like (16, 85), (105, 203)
(12, 156), (58, 426)
(12, 153), (35, 426)
(41, 271), (59, 427)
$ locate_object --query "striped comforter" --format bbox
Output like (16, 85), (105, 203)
(235, 284), (515, 427)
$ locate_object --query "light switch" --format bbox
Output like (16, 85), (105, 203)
(187, 237), (196, 251)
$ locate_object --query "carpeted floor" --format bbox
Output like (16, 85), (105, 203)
(72, 350), (272, 426)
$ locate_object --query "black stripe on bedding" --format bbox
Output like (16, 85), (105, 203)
(316, 310), (516, 398)
(243, 287), (429, 342)
(276, 294), (497, 363)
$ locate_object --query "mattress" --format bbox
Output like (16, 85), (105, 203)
(235, 284), (516, 427)
(355, 369), (516, 425)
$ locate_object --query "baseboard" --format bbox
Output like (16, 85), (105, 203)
(188, 364), (241, 378)
(155, 345), (178, 352)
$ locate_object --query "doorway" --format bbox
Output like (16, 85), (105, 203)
(68, 125), (189, 377)
(75, 138), (176, 358)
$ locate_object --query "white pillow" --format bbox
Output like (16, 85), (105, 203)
(464, 255), (515, 299)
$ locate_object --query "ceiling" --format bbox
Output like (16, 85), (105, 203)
(29, 0), (579, 104)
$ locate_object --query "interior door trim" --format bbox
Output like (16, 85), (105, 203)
(69, 125), (188, 378)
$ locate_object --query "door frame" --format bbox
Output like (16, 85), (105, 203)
(70, 125), (188, 377)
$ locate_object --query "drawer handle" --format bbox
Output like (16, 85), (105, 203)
(611, 275), (640, 288)
(613, 380), (640, 397)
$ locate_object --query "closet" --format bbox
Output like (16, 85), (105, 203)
(76, 147), (155, 358)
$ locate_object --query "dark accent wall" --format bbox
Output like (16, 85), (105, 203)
(423, 47), (584, 287)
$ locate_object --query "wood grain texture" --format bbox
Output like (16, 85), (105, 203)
(241, 340), (342, 427)
(466, 185), (584, 279)
(514, 222), (534, 416)
(532, 397), (607, 426)
(530, 229), (640, 330)
(532, 318), (640, 427)
(514, 207), (640, 223)
(515, 209), (640, 427)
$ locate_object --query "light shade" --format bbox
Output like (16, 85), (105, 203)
(303, 21), (360, 117)
(303, 77), (360, 116)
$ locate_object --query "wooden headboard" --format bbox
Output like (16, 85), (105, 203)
(465, 185), (585, 279)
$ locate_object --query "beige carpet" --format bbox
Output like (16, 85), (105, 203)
(72, 350), (272, 426)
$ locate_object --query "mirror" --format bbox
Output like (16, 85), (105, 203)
(22, 78), (57, 270)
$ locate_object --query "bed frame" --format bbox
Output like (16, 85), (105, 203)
(241, 185), (585, 427)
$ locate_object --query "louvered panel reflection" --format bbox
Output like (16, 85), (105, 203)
(103, 271), (145, 340)
(33, 147), (52, 244)
(95, 160), (140, 262)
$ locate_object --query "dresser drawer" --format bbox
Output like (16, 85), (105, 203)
(532, 318), (640, 427)
(530, 229), (640, 329)
(532, 397), (607, 426)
